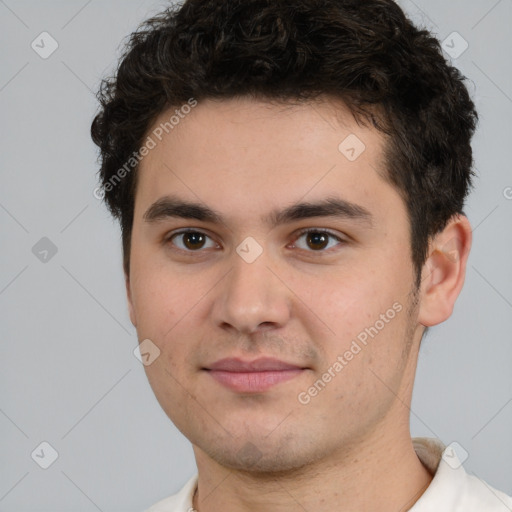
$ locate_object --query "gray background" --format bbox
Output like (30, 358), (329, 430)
(1, 0), (511, 510)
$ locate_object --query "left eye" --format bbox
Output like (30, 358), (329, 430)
(291, 229), (344, 252)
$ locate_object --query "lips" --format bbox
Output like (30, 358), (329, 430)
(204, 357), (306, 393)
(207, 357), (302, 372)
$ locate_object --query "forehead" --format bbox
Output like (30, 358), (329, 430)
(134, 96), (400, 228)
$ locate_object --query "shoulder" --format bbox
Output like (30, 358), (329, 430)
(458, 473), (512, 511)
(144, 475), (198, 512)
(412, 437), (512, 512)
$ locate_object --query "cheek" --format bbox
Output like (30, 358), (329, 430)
(133, 270), (200, 409)
(129, 263), (214, 378)
(294, 262), (395, 333)
(301, 291), (411, 431)
(129, 262), (187, 341)
(294, 258), (410, 369)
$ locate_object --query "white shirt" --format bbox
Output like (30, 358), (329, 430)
(145, 437), (512, 511)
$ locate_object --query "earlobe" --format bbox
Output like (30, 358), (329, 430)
(417, 214), (472, 327)
(125, 273), (137, 327)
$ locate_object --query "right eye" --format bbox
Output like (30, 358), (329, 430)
(166, 230), (219, 252)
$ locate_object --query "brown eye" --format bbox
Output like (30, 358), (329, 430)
(168, 231), (217, 251)
(292, 229), (344, 252)
(305, 232), (329, 250)
(182, 232), (206, 250)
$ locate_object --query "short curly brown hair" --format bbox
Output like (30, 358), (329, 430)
(91, 0), (478, 288)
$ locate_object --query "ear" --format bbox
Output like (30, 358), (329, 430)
(125, 271), (137, 327)
(417, 214), (472, 327)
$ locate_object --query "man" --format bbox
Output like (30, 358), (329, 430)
(91, 0), (512, 510)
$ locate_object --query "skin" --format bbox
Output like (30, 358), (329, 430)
(126, 96), (472, 512)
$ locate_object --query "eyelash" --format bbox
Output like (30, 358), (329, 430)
(165, 228), (346, 254)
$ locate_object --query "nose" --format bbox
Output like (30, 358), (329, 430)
(211, 248), (292, 335)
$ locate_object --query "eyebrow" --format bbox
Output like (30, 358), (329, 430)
(143, 194), (373, 229)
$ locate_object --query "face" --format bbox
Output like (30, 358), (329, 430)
(127, 97), (425, 473)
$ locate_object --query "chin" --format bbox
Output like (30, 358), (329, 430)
(198, 433), (324, 475)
